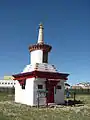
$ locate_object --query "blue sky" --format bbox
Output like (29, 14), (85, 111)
(0, 0), (90, 85)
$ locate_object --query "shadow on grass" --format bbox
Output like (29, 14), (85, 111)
(36, 100), (84, 108)
(64, 100), (83, 106)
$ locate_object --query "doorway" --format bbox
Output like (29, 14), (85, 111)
(46, 81), (58, 103)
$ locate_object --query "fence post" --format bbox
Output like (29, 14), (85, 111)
(73, 92), (76, 106)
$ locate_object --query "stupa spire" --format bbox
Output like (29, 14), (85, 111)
(37, 23), (44, 44)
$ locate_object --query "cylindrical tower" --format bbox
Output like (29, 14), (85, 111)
(29, 23), (52, 64)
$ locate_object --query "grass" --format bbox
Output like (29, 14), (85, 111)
(0, 93), (90, 120)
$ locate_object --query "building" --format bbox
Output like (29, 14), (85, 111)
(0, 76), (15, 88)
(72, 82), (90, 89)
(4, 76), (14, 80)
(0, 80), (16, 88)
(12, 23), (69, 106)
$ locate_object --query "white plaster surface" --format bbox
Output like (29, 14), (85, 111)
(33, 78), (46, 105)
(31, 50), (43, 64)
(15, 77), (66, 105)
(22, 63), (57, 73)
(15, 78), (34, 106)
(54, 80), (65, 104)
(15, 78), (46, 106)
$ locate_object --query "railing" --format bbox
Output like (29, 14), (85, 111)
(0, 87), (15, 94)
(65, 88), (90, 95)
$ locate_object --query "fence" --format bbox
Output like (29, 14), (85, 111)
(0, 87), (90, 95)
(65, 88), (90, 95)
(0, 87), (15, 94)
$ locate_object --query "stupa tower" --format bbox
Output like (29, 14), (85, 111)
(12, 23), (69, 106)
(29, 23), (52, 64)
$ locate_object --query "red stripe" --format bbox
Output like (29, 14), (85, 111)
(13, 71), (69, 81)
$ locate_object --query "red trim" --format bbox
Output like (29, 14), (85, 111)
(29, 43), (52, 52)
(12, 71), (69, 81)
(13, 76), (34, 80)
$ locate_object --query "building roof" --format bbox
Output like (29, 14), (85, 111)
(12, 70), (69, 80)
(29, 43), (52, 52)
(22, 63), (58, 73)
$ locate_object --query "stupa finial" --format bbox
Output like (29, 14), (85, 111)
(37, 22), (44, 44)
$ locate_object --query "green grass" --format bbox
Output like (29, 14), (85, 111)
(0, 93), (90, 120)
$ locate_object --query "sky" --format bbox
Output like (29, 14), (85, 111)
(0, 0), (90, 85)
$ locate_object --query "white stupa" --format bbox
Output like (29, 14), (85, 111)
(12, 23), (69, 106)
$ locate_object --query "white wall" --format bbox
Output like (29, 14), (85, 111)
(31, 50), (43, 64)
(24, 78), (34, 106)
(15, 78), (34, 106)
(15, 80), (23, 103)
(54, 80), (65, 104)
(15, 78), (47, 106)
(15, 78), (66, 106)
(33, 78), (46, 106)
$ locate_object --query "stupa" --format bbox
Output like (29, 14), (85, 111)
(12, 23), (69, 106)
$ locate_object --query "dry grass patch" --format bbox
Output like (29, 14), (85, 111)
(0, 93), (90, 120)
